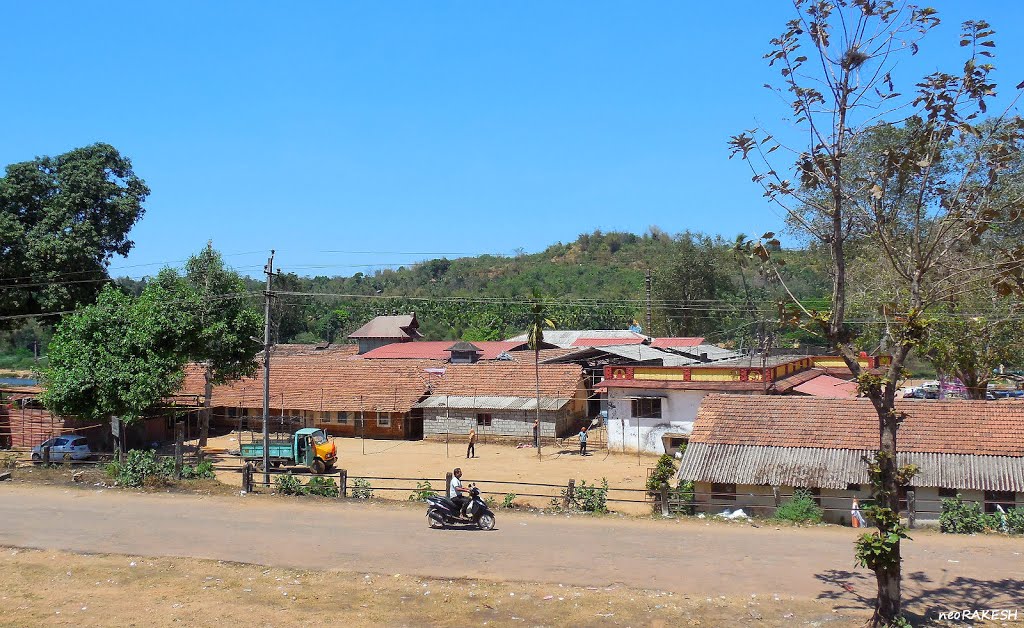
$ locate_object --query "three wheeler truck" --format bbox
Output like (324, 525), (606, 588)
(240, 427), (337, 474)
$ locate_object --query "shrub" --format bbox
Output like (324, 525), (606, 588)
(1004, 507), (1024, 535)
(181, 460), (215, 480)
(565, 478), (609, 513)
(305, 476), (340, 497)
(0, 453), (18, 470)
(939, 494), (989, 534)
(106, 450), (174, 488)
(351, 478), (373, 499)
(407, 480), (437, 501)
(274, 472), (304, 496)
(774, 488), (824, 524)
(672, 481), (696, 515)
(646, 454), (678, 493)
(502, 492), (517, 509)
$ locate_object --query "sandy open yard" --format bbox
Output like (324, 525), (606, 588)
(204, 431), (663, 513)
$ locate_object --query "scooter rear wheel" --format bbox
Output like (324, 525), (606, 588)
(427, 509), (444, 529)
(477, 513), (495, 531)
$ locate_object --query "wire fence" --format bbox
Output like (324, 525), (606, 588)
(4, 448), (1007, 521)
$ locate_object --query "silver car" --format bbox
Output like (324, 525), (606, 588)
(31, 436), (92, 462)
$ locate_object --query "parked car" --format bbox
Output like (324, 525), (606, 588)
(31, 436), (92, 462)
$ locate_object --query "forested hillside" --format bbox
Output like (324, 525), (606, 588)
(240, 228), (832, 348)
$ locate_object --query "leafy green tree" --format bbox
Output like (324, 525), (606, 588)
(42, 282), (198, 424)
(729, 3), (1024, 623)
(0, 143), (149, 328)
(922, 304), (1024, 399)
(179, 243), (262, 446)
(526, 290), (554, 459)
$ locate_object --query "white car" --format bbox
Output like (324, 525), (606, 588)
(31, 436), (92, 462)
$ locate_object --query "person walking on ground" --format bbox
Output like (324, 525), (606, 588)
(578, 426), (588, 456)
(467, 427), (477, 459)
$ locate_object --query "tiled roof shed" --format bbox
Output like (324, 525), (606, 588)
(183, 357), (437, 413)
(678, 395), (1024, 491)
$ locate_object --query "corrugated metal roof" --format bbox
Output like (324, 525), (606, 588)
(678, 443), (1024, 491)
(414, 395), (570, 412)
(505, 330), (645, 347)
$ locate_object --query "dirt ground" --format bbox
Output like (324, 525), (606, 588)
(0, 547), (872, 628)
(204, 431), (663, 513)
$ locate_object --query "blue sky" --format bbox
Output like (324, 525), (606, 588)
(3, 1), (1024, 279)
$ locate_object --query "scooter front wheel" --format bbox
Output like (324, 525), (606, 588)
(477, 513), (495, 531)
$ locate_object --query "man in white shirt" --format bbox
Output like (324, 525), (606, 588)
(449, 467), (470, 517)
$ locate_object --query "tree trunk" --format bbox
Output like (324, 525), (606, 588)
(874, 407), (901, 626)
(199, 364), (213, 447)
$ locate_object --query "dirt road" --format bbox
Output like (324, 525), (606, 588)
(1, 485), (1021, 616)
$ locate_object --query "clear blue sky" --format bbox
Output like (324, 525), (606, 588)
(3, 1), (1023, 279)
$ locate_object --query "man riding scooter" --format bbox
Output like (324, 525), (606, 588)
(449, 467), (470, 517)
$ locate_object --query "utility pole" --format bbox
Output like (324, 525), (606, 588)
(644, 269), (653, 336)
(261, 250), (275, 487)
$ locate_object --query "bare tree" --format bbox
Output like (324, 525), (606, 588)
(728, 1), (1024, 624)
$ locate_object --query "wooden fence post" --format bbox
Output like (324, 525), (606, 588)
(41, 445), (50, 465)
(445, 472), (453, 500)
(340, 469), (348, 497)
(772, 486), (781, 507)
(241, 463), (251, 493)
(196, 448), (205, 466)
(564, 479), (575, 508)
(660, 482), (670, 517)
(907, 490), (916, 529)
(174, 421), (184, 479)
(338, 470), (345, 499)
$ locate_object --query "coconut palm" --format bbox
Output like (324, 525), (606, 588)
(526, 289), (554, 460)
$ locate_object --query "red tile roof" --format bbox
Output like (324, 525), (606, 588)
(793, 374), (858, 398)
(430, 362), (583, 399)
(691, 394), (1024, 456)
(180, 356), (584, 412)
(650, 337), (705, 348)
(358, 341), (526, 360)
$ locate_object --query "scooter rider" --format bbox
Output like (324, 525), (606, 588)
(450, 467), (471, 517)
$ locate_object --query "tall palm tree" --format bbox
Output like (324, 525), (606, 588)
(526, 290), (554, 460)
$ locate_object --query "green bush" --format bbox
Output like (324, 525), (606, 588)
(274, 472), (304, 495)
(407, 480), (437, 501)
(646, 454), (678, 493)
(502, 492), (517, 509)
(106, 450), (174, 488)
(305, 475), (340, 497)
(352, 478), (373, 499)
(181, 460), (215, 480)
(1002, 507), (1024, 535)
(672, 481), (696, 515)
(774, 488), (824, 524)
(939, 494), (989, 534)
(565, 478), (609, 513)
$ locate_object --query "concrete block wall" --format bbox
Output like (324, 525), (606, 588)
(423, 408), (577, 438)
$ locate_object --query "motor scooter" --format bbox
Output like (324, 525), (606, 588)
(426, 485), (496, 530)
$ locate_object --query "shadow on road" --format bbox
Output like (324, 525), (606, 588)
(814, 568), (1024, 624)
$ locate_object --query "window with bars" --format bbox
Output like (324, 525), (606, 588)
(631, 398), (662, 419)
(336, 411), (350, 425)
(376, 412), (391, 428)
(476, 413), (492, 426)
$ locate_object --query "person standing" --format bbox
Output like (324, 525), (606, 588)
(578, 426), (588, 456)
(467, 427), (477, 459)
(532, 418), (540, 448)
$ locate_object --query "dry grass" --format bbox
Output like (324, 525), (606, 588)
(0, 547), (869, 628)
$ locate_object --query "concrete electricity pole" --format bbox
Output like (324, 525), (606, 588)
(261, 251), (275, 486)
(645, 269), (653, 336)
